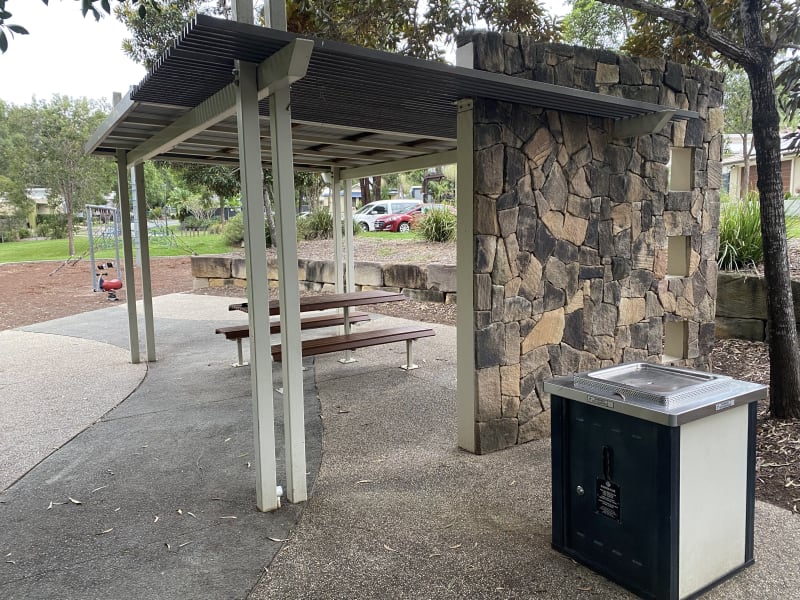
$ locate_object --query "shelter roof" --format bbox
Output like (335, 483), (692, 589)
(87, 15), (698, 173)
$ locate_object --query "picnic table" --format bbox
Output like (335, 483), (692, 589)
(223, 290), (434, 369)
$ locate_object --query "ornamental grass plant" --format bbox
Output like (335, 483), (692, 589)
(717, 192), (763, 270)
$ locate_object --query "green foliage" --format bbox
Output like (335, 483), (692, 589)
(36, 214), (70, 240)
(221, 212), (272, 247)
(298, 209), (333, 240)
(415, 207), (456, 243)
(223, 213), (245, 245)
(114, 0), (205, 68)
(717, 193), (763, 270)
(562, 0), (633, 50)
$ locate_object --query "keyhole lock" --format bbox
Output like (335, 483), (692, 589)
(576, 485), (585, 496)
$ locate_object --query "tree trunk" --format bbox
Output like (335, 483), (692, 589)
(372, 176), (382, 201)
(359, 178), (370, 206)
(64, 189), (75, 257)
(746, 60), (800, 418)
(740, 133), (751, 198)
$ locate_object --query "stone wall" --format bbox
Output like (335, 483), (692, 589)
(465, 34), (724, 453)
(715, 272), (800, 342)
(190, 255), (457, 303)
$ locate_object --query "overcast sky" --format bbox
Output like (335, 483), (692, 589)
(0, 0), (568, 107)
(0, 1), (146, 106)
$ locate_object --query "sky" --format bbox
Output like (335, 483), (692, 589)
(0, 1), (146, 106)
(0, 0), (568, 107)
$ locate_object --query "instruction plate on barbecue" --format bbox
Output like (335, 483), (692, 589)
(596, 479), (621, 521)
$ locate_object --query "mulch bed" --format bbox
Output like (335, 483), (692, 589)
(2, 244), (799, 513)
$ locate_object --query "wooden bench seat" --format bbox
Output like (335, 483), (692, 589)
(271, 325), (435, 370)
(216, 312), (371, 366)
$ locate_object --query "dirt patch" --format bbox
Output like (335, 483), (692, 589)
(1, 237), (797, 513)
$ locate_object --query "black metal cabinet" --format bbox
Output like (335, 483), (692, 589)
(546, 364), (765, 600)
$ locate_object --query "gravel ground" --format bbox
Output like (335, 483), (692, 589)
(2, 236), (798, 512)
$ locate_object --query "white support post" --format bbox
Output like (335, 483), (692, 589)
(400, 339), (419, 371)
(343, 179), (355, 293)
(331, 169), (344, 293)
(270, 80), (308, 504)
(232, 0), (254, 24)
(133, 163), (156, 362)
(115, 150), (140, 365)
(340, 178), (356, 363)
(455, 99), (477, 453)
(235, 60), (279, 512)
(130, 168), (142, 268)
(265, 0), (287, 30)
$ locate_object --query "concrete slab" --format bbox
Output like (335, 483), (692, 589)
(0, 330), (146, 491)
(249, 322), (800, 600)
(1, 294), (322, 600)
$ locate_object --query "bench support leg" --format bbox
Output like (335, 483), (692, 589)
(232, 339), (249, 367)
(338, 307), (357, 364)
(338, 350), (357, 364)
(400, 339), (419, 371)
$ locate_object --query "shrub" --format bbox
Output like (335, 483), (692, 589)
(221, 212), (273, 247)
(717, 192), (762, 270)
(222, 213), (245, 245)
(36, 214), (69, 239)
(415, 207), (457, 242)
(299, 209), (333, 240)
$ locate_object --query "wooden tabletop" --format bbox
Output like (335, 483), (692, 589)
(229, 290), (406, 315)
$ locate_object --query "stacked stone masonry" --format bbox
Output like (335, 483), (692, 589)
(191, 255), (458, 303)
(467, 34), (724, 453)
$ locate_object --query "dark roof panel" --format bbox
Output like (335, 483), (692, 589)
(88, 14), (698, 171)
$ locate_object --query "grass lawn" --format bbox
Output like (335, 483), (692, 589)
(0, 233), (234, 264)
(359, 231), (417, 241)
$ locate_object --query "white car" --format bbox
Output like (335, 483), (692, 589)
(352, 200), (420, 232)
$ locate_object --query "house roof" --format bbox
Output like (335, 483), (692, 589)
(86, 15), (697, 173)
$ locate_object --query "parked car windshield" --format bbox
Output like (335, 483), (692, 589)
(354, 203), (377, 215)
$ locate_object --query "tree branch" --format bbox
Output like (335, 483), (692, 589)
(596, 0), (752, 65)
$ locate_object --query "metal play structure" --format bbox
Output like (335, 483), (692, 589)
(86, 204), (122, 297)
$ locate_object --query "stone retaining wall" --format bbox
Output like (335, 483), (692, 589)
(715, 272), (800, 342)
(190, 255), (458, 304)
(192, 256), (785, 344)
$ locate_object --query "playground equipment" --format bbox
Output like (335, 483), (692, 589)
(86, 204), (123, 298)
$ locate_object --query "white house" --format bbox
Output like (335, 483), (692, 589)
(723, 135), (800, 199)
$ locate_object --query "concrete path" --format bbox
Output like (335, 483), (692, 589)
(249, 317), (800, 600)
(1, 294), (321, 600)
(2, 296), (799, 599)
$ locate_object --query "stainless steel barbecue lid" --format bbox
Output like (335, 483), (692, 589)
(572, 363), (733, 409)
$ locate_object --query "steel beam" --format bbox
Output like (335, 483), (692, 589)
(115, 150), (140, 365)
(332, 169), (344, 293)
(340, 150), (457, 180)
(271, 82), (308, 504)
(612, 110), (676, 139)
(455, 99), (477, 453)
(133, 163), (156, 362)
(127, 39), (313, 166)
(235, 60), (279, 512)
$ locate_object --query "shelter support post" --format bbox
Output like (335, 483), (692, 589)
(115, 150), (140, 365)
(133, 163), (156, 362)
(455, 99), (477, 453)
(332, 169), (344, 293)
(235, 60), (279, 512)
(232, 0), (253, 24)
(339, 178), (356, 364)
(270, 79), (308, 504)
(265, 0), (287, 30)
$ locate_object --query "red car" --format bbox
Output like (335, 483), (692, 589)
(374, 203), (455, 232)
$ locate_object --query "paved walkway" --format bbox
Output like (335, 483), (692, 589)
(2, 294), (799, 599)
